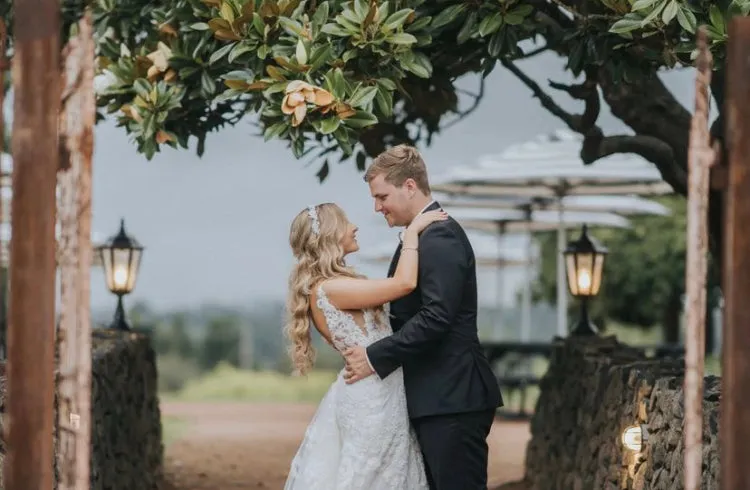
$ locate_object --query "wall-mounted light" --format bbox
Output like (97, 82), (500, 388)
(621, 424), (649, 452)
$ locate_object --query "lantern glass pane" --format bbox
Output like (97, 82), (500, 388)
(575, 252), (595, 296)
(565, 254), (578, 295)
(101, 248), (115, 291)
(126, 249), (142, 292)
(591, 253), (605, 295)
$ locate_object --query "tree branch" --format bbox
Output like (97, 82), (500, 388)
(580, 133), (674, 166)
(501, 58), (582, 129)
(440, 76), (485, 131)
(502, 59), (601, 134)
(503, 57), (683, 188)
(548, 68), (600, 130)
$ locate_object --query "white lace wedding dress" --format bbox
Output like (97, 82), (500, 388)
(284, 284), (428, 490)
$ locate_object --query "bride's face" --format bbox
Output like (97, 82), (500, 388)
(340, 219), (360, 255)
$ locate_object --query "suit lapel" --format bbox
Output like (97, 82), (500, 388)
(424, 201), (441, 213)
(387, 242), (401, 278)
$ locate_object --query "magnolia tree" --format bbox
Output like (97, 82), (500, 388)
(1, 0), (749, 250)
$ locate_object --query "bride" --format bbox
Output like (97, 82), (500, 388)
(283, 202), (446, 490)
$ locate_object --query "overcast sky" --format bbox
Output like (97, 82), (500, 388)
(77, 51), (699, 313)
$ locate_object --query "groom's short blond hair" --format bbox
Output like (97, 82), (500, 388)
(364, 144), (431, 195)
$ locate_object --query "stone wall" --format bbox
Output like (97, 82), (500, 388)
(0, 329), (163, 489)
(88, 329), (163, 489)
(524, 336), (720, 490)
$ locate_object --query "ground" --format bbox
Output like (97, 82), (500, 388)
(160, 402), (530, 490)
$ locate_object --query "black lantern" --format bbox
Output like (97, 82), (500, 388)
(564, 224), (607, 336)
(96, 218), (143, 331)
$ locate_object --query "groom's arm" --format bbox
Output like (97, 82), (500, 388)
(366, 224), (467, 379)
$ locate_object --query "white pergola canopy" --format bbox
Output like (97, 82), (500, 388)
(431, 129), (674, 337)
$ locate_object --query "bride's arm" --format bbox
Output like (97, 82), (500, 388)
(322, 211), (446, 311)
(322, 232), (419, 310)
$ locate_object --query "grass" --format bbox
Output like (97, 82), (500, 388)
(160, 362), (338, 403)
(161, 415), (188, 447)
(158, 326), (721, 413)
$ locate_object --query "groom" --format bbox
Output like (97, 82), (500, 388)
(344, 144), (503, 489)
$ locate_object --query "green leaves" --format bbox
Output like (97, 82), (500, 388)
(609, 13), (645, 34)
(383, 8), (414, 30)
(348, 85), (378, 109)
(42, 0), (749, 177)
(342, 111), (378, 129)
(398, 50), (432, 78)
(478, 13), (503, 37)
(386, 32), (417, 44)
(676, 7), (697, 34)
(431, 4), (466, 29)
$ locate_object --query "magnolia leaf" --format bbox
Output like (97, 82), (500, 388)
(610, 17), (643, 34)
(661, 1), (679, 25)
(431, 4), (466, 29)
(319, 117), (341, 135)
(209, 41), (236, 64)
(631, 0), (659, 11)
(295, 38), (308, 65)
(348, 86), (378, 108)
(383, 8), (413, 30)
(478, 12), (503, 37)
(386, 32), (417, 44)
(343, 110), (378, 129)
(321, 23), (351, 36)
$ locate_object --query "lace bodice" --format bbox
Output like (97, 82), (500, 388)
(285, 283), (428, 490)
(316, 284), (392, 351)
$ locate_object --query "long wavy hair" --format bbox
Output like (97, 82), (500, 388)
(285, 203), (363, 375)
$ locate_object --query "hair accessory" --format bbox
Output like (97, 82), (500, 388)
(307, 205), (320, 235)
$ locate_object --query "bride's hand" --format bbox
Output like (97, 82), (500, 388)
(407, 210), (448, 235)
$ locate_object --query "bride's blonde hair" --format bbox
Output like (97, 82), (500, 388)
(285, 203), (363, 375)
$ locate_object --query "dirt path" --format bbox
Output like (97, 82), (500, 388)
(161, 402), (529, 490)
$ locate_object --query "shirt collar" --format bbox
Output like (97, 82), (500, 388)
(398, 200), (437, 243)
(418, 200), (436, 215)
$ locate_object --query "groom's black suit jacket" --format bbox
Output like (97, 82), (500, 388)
(366, 201), (503, 420)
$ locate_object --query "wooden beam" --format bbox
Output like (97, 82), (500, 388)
(0, 19), (7, 360)
(56, 11), (95, 490)
(5, 0), (61, 488)
(721, 16), (750, 490)
(684, 26), (714, 490)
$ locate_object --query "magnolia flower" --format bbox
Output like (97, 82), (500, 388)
(146, 42), (174, 81)
(119, 104), (144, 123)
(281, 80), (336, 127)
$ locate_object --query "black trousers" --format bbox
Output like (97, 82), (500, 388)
(411, 409), (496, 490)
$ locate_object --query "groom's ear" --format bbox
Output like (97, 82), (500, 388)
(403, 178), (418, 192)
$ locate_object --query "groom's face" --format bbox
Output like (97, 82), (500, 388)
(368, 174), (412, 227)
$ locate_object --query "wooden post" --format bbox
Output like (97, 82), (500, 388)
(722, 16), (750, 490)
(684, 27), (715, 490)
(0, 19), (7, 359)
(5, 0), (61, 488)
(56, 11), (95, 490)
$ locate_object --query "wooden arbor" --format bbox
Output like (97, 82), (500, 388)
(1, 5), (750, 490)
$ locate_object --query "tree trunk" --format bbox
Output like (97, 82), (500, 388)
(597, 68), (725, 271)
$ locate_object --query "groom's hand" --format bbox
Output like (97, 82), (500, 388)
(343, 346), (374, 384)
